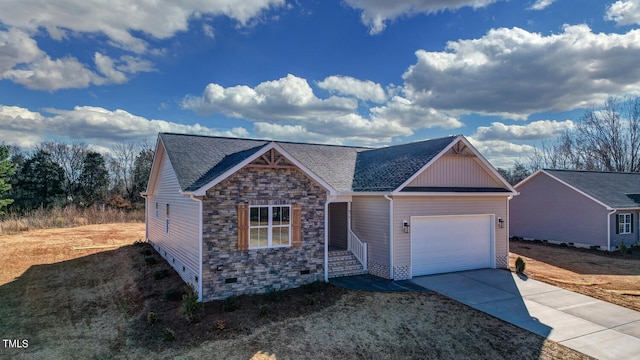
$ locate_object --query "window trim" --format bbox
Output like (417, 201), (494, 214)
(155, 202), (159, 218)
(618, 213), (632, 234)
(248, 205), (292, 249)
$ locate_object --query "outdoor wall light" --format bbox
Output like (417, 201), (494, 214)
(403, 220), (410, 233)
(497, 217), (505, 228)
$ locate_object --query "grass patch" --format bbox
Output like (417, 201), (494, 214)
(0, 205), (144, 235)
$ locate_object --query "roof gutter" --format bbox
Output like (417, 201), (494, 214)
(384, 194), (394, 279)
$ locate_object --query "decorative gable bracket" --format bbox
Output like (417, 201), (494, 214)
(246, 148), (296, 169)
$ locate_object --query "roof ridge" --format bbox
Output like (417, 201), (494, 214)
(160, 132), (460, 151)
(544, 168), (640, 175)
(160, 132), (370, 150)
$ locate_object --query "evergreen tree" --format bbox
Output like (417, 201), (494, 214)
(132, 148), (154, 203)
(77, 151), (109, 206)
(12, 150), (66, 211)
(0, 145), (16, 214)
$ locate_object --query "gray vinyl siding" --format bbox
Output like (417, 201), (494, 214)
(351, 196), (390, 268)
(146, 148), (201, 286)
(407, 155), (503, 188)
(511, 172), (608, 248)
(393, 196), (509, 275)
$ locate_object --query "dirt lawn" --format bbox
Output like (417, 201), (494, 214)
(510, 239), (640, 311)
(0, 224), (590, 359)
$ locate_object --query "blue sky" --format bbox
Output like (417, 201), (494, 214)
(1, 0), (640, 167)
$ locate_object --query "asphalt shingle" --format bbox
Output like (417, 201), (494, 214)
(157, 132), (460, 193)
(545, 169), (640, 209)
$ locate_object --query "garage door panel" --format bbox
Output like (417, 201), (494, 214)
(411, 215), (493, 276)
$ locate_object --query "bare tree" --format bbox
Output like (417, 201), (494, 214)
(36, 141), (88, 201)
(529, 96), (640, 173)
(108, 142), (139, 204)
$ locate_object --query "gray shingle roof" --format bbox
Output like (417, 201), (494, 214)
(544, 169), (640, 209)
(352, 136), (456, 191)
(158, 133), (459, 193)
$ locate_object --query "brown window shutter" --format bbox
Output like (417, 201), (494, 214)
(238, 204), (249, 250)
(291, 204), (302, 247)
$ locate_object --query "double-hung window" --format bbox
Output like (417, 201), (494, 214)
(618, 213), (632, 234)
(249, 205), (291, 248)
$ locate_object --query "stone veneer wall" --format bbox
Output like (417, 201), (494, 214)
(201, 166), (327, 301)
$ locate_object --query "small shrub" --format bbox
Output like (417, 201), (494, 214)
(133, 239), (144, 246)
(153, 268), (169, 280)
(222, 296), (240, 312)
(164, 288), (183, 301)
(180, 284), (203, 323)
(144, 256), (158, 265)
(216, 319), (228, 330)
(162, 328), (175, 342)
(55, 216), (64, 227)
(266, 288), (284, 302)
(619, 241), (628, 256)
(147, 311), (157, 325)
(515, 257), (526, 274)
(258, 304), (270, 317)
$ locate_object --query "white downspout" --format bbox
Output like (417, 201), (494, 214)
(384, 194), (394, 279)
(189, 194), (204, 302)
(607, 209), (617, 251)
(324, 199), (331, 282)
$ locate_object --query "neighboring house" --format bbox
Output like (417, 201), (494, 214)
(143, 132), (516, 301)
(510, 169), (640, 251)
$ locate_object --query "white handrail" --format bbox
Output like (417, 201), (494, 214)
(348, 229), (367, 271)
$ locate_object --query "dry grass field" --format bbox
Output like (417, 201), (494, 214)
(0, 224), (590, 359)
(510, 239), (640, 312)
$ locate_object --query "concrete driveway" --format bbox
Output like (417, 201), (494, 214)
(411, 269), (640, 360)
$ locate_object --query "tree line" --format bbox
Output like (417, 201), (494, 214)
(0, 140), (154, 215)
(498, 96), (640, 185)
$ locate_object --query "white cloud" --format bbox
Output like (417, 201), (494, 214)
(0, 0), (282, 91)
(370, 95), (462, 129)
(317, 76), (387, 103)
(253, 121), (403, 145)
(606, 0), (640, 25)
(402, 25), (640, 118)
(94, 53), (128, 84)
(528, 0), (556, 10)
(0, 105), (247, 149)
(473, 120), (575, 141)
(343, 0), (501, 34)
(203, 24), (216, 39)
(0, 0), (285, 53)
(182, 74), (465, 144)
(0, 29), (155, 91)
(0, 29), (101, 91)
(468, 137), (537, 168)
(182, 74), (357, 120)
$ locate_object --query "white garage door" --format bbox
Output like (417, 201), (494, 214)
(411, 215), (493, 276)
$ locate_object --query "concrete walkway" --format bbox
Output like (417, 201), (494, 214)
(411, 269), (640, 360)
